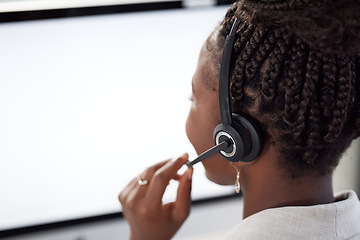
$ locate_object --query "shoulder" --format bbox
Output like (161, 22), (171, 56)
(225, 190), (360, 240)
(334, 190), (360, 239)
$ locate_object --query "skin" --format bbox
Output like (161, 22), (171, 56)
(119, 155), (193, 240)
(119, 43), (336, 240)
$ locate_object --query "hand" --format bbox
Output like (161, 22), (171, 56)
(118, 153), (193, 240)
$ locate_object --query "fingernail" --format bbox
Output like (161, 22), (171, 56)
(186, 168), (193, 180)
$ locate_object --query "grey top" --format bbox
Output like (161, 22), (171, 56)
(225, 190), (360, 240)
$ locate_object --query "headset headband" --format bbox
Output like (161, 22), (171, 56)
(218, 18), (240, 126)
(186, 18), (263, 167)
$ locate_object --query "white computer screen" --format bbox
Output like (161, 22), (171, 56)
(0, 6), (234, 231)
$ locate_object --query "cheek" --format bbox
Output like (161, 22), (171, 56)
(185, 106), (214, 155)
(185, 107), (202, 154)
(185, 109), (194, 145)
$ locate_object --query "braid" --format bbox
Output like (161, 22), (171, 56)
(244, 0), (326, 11)
(242, 0), (360, 54)
(349, 56), (357, 113)
(355, 56), (360, 137)
(283, 38), (307, 132)
(324, 56), (352, 142)
(319, 55), (337, 122)
(231, 23), (265, 101)
(245, 28), (276, 81)
(292, 43), (310, 142)
(219, 4), (238, 39)
(234, 23), (256, 55)
(228, 23), (256, 101)
(244, 0), (293, 11)
(260, 29), (291, 102)
(303, 51), (322, 164)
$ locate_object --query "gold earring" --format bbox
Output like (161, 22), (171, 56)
(230, 163), (241, 194)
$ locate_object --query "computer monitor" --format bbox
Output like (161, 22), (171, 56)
(0, 5), (234, 234)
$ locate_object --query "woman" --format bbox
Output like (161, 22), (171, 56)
(119, 0), (360, 239)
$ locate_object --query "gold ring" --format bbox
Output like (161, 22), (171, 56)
(137, 176), (149, 186)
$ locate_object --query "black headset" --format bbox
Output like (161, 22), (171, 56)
(186, 18), (264, 167)
(213, 18), (264, 163)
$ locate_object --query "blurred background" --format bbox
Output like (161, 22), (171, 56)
(0, 0), (359, 239)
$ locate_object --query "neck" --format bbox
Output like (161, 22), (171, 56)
(241, 170), (334, 219)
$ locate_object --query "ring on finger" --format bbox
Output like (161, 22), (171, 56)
(137, 176), (149, 186)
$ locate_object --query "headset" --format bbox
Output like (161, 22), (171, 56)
(186, 18), (264, 167)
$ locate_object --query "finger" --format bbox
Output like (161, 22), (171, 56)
(119, 160), (172, 216)
(118, 177), (138, 209)
(173, 167), (193, 222)
(118, 178), (137, 202)
(172, 173), (182, 181)
(132, 159), (170, 198)
(145, 153), (189, 205)
(140, 159), (170, 179)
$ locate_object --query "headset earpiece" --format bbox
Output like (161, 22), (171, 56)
(214, 113), (263, 162)
(214, 124), (245, 162)
(232, 113), (263, 162)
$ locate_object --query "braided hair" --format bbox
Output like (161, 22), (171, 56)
(208, 0), (360, 177)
